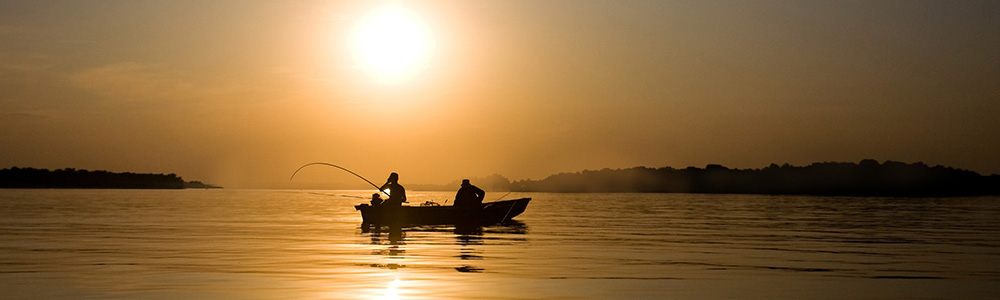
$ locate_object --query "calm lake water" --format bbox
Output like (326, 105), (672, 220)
(1, 189), (998, 299)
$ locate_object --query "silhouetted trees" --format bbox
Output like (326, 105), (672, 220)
(184, 181), (222, 189)
(0, 167), (212, 189)
(511, 160), (1000, 197)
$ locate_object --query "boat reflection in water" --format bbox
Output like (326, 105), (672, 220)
(363, 221), (528, 272)
(365, 226), (406, 270)
(359, 221), (529, 299)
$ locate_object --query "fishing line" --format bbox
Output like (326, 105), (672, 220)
(290, 162), (386, 195)
(494, 180), (526, 201)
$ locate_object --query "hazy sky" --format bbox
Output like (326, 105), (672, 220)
(2, 0), (998, 188)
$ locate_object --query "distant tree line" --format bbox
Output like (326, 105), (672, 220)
(509, 160), (1000, 197)
(410, 174), (514, 192)
(0, 167), (219, 189)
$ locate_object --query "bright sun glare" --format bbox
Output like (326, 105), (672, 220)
(351, 4), (435, 84)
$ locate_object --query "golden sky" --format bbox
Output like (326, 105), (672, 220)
(1, 1), (998, 188)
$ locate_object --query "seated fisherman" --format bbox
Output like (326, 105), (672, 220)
(370, 193), (383, 207)
(454, 179), (485, 208)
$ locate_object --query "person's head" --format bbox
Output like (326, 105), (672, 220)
(461, 179), (470, 186)
(372, 193), (381, 200)
(387, 172), (399, 183)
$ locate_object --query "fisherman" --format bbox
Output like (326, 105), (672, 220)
(454, 179), (485, 208)
(370, 193), (383, 207)
(378, 172), (406, 206)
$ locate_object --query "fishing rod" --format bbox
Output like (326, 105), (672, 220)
(494, 181), (527, 201)
(290, 162), (387, 195)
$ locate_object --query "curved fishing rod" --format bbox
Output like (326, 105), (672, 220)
(290, 162), (386, 194)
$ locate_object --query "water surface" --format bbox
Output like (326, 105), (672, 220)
(1, 190), (998, 299)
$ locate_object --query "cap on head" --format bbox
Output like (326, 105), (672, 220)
(461, 179), (470, 186)
(388, 172), (399, 182)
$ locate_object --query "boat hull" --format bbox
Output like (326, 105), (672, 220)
(355, 198), (531, 226)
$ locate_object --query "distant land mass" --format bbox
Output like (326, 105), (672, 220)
(511, 160), (999, 197)
(0, 167), (222, 189)
(419, 160), (1000, 197)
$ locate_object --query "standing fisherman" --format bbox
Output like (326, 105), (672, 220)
(379, 172), (406, 206)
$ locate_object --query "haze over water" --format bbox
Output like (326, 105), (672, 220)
(2, 189), (998, 299)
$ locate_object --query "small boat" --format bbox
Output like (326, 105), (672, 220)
(355, 198), (531, 226)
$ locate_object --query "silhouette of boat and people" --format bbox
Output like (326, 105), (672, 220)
(359, 174), (528, 273)
(358, 173), (531, 229)
(287, 164), (530, 230)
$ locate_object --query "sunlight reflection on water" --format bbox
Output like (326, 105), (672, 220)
(1, 190), (999, 299)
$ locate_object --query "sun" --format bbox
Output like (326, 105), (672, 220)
(350, 4), (435, 84)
